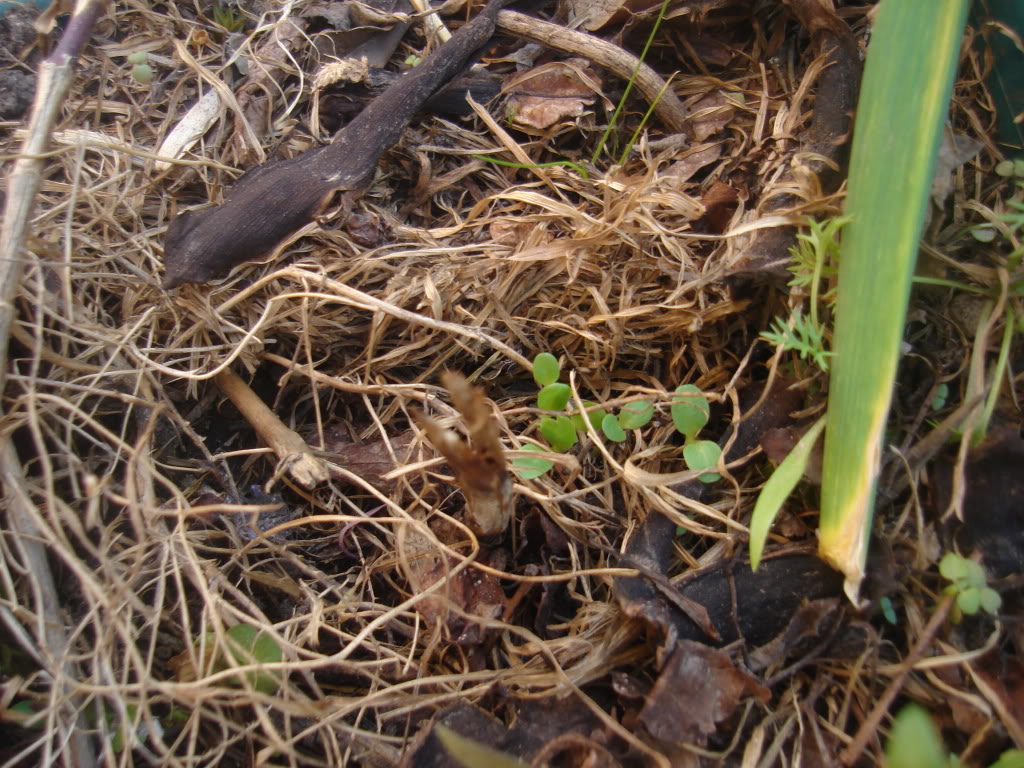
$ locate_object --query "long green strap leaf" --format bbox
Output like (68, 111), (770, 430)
(819, 0), (969, 602)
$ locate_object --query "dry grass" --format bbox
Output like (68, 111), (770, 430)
(0, 1), (1017, 766)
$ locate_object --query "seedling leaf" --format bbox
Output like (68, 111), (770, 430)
(939, 552), (967, 581)
(537, 383), (571, 411)
(224, 623), (282, 695)
(618, 400), (654, 430)
(979, 587), (1002, 615)
(749, 416), (826, 570)
(671, 385), (709, 438)
(512, 444), (553, 479)
(532, 353), (560, 387)
(885, 705), (948, 768)
(601, 413), (627, 442)
(683, 440), (721, 483)
(571, 400), (606, 432)
(539, 415), (578, 452)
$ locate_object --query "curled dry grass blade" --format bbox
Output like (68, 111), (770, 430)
(819, 0), (969, 602)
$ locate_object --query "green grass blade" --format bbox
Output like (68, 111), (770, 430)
(749, 416), (826, 570)
(819, 0), (969, 602)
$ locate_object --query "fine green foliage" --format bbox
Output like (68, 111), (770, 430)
(748, 415), (826, 570)
(761, 309), (832, 372)
(818, 0), (969, 602)
(939, 552), (1002, 619)
(591, 0), (671, 163)
(474, 155), (591, 180)
(760, 216), (847, 373)
(435, 725), (529, 768)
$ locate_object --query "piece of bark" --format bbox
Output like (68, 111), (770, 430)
(162, 0), (515, 289)
(730, 0), (861, 275)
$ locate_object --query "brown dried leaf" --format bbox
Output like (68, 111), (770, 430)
(665, 143), (722, 184)
(398, 525), (507, 644)
(639, 640), (770, 745)
(417, 372), (513, 536)
(321, 426), (416, 493)
(506, 60), (601, 130)
(687, 91), (736, 142)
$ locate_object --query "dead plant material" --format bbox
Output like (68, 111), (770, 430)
(504, 59), (603, 130)
(214, 367), (329, 487)
(639, 639), (770, 746)
(162, 0), (515, 288)
(417, 371), (513, 537)
(3, 0), (1017, 764)
(496, 9), (689, 133)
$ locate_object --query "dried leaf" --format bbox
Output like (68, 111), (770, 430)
(506, 60), (601, 130)
(640, 640), (770, 745)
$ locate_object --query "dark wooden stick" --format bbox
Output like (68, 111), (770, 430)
(162, 0), (514, 289)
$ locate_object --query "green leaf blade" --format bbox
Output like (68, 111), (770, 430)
(748, 416), (826, 570)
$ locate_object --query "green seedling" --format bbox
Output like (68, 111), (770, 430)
(760, 216), (849, 373)
(200, 623), (283, 695)
(512, 444), (554, 479)
(887, 703), (1024, 768)
(939, 552), (1001, 620)
(509, 353), (661, 477)
(212, 1), (246, 33)
(670, 384), (721, 483)
(474, 155), (590, 180)
(591, 0), (671, 164)
(125, 51), (153, 84)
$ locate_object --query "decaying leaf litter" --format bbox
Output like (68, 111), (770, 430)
(0, 0), (1021, 765)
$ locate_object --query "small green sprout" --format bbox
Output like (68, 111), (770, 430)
(212, 1), (246, 33)
(538, 415), (577, 452)
(939, 552), (1001, 619)
(532, 352), (559, 387)
(760, 216), (849, 373)
(670, 384), (721, 482)
(512, 444), (553, 479)
(886, 703), (1024, 768)
(199, 623), (283, 694)
(125, 51), (154, 84)
(511, 354), (691, 479)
